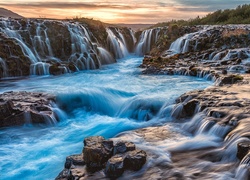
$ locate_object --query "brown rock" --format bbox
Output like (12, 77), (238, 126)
(237, 142), (250, 160)
(113, 141), (136, 155)
(0, 91), (56, 127)
(83, 136), (113, 170)
(104, 154), (124, 178)
(124, 150), (147, 171)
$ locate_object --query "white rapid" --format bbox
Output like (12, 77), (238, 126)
(0, 56), (212, 180)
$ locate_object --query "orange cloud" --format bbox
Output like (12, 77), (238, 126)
(0, 1), (249, 23)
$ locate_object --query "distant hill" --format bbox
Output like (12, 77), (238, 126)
(115, 24), (154, 31)
(152, 4), (250, 28)
(0, 7), (23, 18)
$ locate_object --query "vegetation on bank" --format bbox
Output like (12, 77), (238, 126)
(151, 4), (250, 28)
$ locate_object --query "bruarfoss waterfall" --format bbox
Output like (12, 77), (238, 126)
(1, 20), (250, 180)
(0, 18), (135, 77)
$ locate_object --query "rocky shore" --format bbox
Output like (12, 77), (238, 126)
(0, 91), (57, 127)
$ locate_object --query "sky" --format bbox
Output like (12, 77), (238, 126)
(1, 0), (250, 24)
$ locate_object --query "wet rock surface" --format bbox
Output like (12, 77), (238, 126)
(0, 91), (56, 127)
(107, 76), (250, 179)
(56, 136), (147, 179)
(0, 18), (136, 78)
(140, 25), (250, 87)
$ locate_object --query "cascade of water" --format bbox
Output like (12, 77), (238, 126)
(1, 18), (125, 77)
(30, 62), (51, 75)
(222, 137), (250, 162)
(97, 47), (116, 65)
(106, 28), (129, 59)
(235, 163), (249, 180)
(135, 28), (161, 56)
(0, 19), (39, 63)
(169, 33), (195, 54)
(181, 112), (207, 133)
(170, 103), (184, 119)
(129, 28), (136, 44)
(31, 21), (54, 59)
(195, 118), (216, 135)
(0, 57), (8, 77)
(207, 123), (231, 139)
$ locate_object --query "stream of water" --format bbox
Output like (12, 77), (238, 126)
(0, 56), (212, 179)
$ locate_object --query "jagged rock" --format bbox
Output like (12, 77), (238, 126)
(219, 75), (244, 85)
(237, 142), (250, 160)
(189, 67), (198, 76)
(0, 91), (56, 127)
(83, 136), (113, 170)
(222, 69), (227, 74)
(183, 99), (199, 117)
(113, 141), (136, 155)
(124, 149), (147, 171)
(57, 136), (147, 179)
(55, 169), (74, 180)
(104, 154), (124, 178)
(66, 154), (85, 166)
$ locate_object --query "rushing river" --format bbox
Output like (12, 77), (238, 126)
(0, 56), (212, 180)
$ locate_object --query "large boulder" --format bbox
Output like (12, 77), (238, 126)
(83, 136), (113, 170)
(237, 142), (250, 160)
(124, 149), (147, 171)
(104, 154), (124, 178)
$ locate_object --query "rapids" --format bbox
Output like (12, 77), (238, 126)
(0, 56), (212, 179)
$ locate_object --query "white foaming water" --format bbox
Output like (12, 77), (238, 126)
(0, 56), (212, 180)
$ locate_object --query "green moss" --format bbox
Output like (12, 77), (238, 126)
(231, 74), (244, 81)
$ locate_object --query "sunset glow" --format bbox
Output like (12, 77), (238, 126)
(1, 0), (250, 23)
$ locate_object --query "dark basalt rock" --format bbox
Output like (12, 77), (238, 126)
(124, 149), (147, 171)
(66, 154), (85, 166)
(56, 136), (147, 179)
(219, 75), (244, 85)
(183, 99), (199, 117)
(113, 141), (136, 155)
(237, 142), (250, 160)
(83, 136), (113, 170)
(0, 91), (56, 127)
(104, 154), (124, 178)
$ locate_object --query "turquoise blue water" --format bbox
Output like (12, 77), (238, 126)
(0, 56), (212, 179)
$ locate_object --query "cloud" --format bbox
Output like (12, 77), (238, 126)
(1, 0), (249, 23)
(0, 2), (134, 10)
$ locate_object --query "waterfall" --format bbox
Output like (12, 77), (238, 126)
(129, 28), (136, 44)
(106, 28), (129, 59)
(0, 18), (126, 77)
(169, 33), (195, 54)
(30, 62), (51, 75)
(66, 22), (101, 70)
(0, 57), (8, 77)
(135, 28), (161, 56)
(97, 47), (116, 65)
